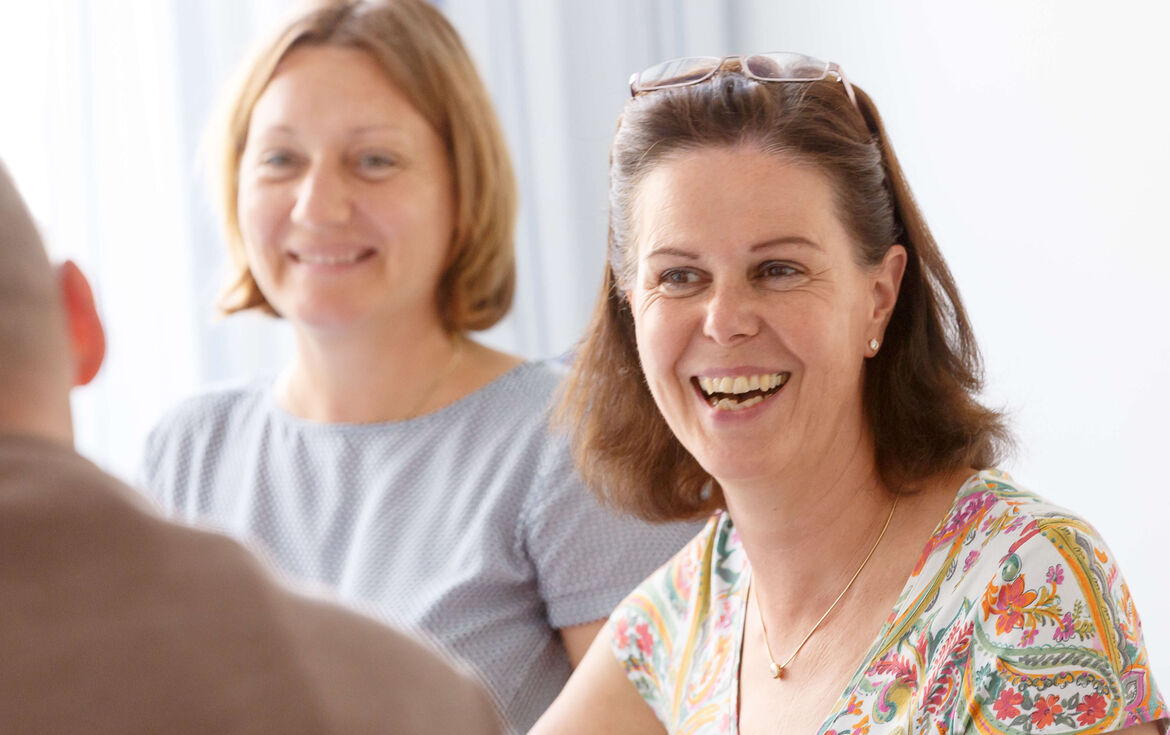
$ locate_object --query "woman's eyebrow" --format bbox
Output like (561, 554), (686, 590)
(249, 124), (410, 138)
(348, 124), (408, 136)
(751, 236), (821, 252)
(645, 236), (821, 259)
(644, 245), (699, 259)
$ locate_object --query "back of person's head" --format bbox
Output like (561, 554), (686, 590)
(209, 0), (517, 332)
(561, 59), (1010, 521)
(0, 163), (71, 431)
(0, 161), (104, 441)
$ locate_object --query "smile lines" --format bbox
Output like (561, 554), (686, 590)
(694, 372), (790, 411)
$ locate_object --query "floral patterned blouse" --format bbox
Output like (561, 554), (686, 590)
(608, 470), (1167, 734)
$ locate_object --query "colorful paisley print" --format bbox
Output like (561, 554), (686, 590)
(608, 470), (1166, 734)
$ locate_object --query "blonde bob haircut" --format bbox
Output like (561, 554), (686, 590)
(209, 0), (516, 332)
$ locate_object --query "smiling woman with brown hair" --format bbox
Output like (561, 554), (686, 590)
(137, 2), (701, 731)
(534, 53), (1167, 735)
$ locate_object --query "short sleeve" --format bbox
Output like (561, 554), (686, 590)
(519, 440), (705, 629)
(966, 516), (1167, 733)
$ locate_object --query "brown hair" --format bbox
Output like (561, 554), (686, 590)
(209, 0), (516, 332)
(560, 68), (1011, 521)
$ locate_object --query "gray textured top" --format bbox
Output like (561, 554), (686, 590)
(140, 361), (703, 733)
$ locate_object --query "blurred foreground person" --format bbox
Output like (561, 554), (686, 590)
(0, 159), (500, 734)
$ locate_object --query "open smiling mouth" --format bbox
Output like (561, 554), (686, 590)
(693, 372), (790, 411)
(289, 249), (376, 266)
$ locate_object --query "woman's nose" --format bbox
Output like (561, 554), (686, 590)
(702, 282), (761, 345)
(290, 162), (350, 227)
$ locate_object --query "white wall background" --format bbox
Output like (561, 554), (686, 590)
(2, 0), (1166, 683)
(731, 1), (1170, 681)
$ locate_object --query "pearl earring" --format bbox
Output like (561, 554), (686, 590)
(868, 338), (880, 352)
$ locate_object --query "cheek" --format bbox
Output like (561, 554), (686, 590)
(237, 180), (285, 247)
(236, 189), (285, 294)
(632, 292), (688, 386)
(374, 185), (453, 260)
(794, 310), (868, 391)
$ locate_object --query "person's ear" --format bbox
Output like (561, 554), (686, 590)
(870, 244), (907, 332)
(57, 260), (106, 387)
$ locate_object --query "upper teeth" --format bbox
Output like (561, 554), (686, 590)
(295, 251), (364, 265)
(697, 373), (788, 396)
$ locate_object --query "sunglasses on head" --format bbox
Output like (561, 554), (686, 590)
(628, 51), (857, 109)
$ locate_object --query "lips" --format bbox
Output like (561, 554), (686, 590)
(693, 372), (790, 411)
(287, 247), (376, 266)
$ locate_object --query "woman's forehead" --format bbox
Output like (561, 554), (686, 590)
(630, 147), (843, 256)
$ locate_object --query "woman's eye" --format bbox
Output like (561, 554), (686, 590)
(356, 153), (397, 173)
(759, 261), (798, 279)
(259, 150), (298, 168)
(659, 269), (701, 289)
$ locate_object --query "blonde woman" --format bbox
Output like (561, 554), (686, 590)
(140, 3), (700, 731)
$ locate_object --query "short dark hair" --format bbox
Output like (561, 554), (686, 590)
(560, 69), (1011, 521)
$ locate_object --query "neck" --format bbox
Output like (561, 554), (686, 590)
(0, 390), (75, 448)
(277, 316), (459, 424)
(723, 427), (895, 626)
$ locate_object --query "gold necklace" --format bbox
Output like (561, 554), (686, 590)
(402, 336), (464, 420)
(752, 493), (899, 679)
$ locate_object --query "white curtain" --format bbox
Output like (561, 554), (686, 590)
(1, 0), (296, 480)
(2, 0), (1167, 679)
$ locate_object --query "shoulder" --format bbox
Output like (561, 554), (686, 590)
(463, 359), (564, 425)
(1, 442), (498, 733)
(483, 361), (585, 504)
(138, 378), (273, 505)
(916, 471), (1167, 732)
(938, 471), (1139, 643)
(146, 378), (271, 442)
(913, 470), (1112, 585)
(429, 360), (566, 471)
(498, 358), (567, 396)
(1, 434), (160, 538)
(1, 436), (269, 622)
(141, 378), (272, 470)
(280, 588), (502, 734)
(947, 470), (1125, 595)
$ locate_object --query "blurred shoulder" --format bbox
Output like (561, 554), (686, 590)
(146, 376), (273, 440)
(447, 359), (574, 460)
(474, 358), (566, 414)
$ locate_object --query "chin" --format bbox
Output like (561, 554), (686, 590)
(688, 447), (786, 490)
(284, 302), (375, 332)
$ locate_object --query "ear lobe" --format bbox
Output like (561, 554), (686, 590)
(57, 260), (106, 387)
(871, 244), (907, 328)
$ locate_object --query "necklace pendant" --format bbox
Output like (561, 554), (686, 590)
(769, 662), (783, 679)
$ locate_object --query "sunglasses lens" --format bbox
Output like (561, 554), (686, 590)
(636, 56), (722, 91)
(745, 53), (828, 81)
